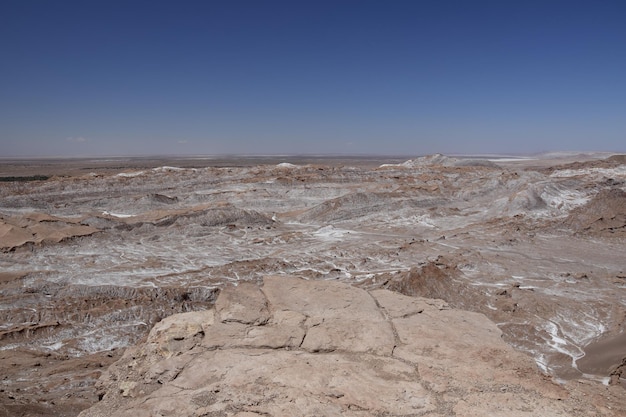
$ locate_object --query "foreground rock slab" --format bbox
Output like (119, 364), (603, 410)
(79, 276), (621, 417)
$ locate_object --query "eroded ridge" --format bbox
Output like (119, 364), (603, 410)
(78, 276), (620, 417)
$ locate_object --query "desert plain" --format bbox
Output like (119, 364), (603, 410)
(0, 153), (625, 416)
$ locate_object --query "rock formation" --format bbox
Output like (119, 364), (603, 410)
(79, 276), (622, 417)
(0, 213), (98, 250)
(564, 188), (626, 237)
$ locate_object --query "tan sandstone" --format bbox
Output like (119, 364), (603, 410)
(76, 275), (624, 417)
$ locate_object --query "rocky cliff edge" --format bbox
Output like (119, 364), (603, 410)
(79, 276), (623, 417)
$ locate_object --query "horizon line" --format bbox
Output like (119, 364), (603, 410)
(0, 150), (621, 161)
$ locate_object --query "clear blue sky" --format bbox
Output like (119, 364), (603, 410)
(1, 0), (625, 157)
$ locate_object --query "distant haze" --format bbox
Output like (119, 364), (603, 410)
(1, 1), (625, 157)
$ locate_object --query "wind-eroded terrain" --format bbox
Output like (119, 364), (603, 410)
(0, 154), (625, 416)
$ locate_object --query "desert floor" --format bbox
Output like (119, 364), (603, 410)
(1, 153), (624, 416)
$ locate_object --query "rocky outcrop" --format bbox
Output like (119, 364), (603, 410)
(564, 188), (626, 237)
(0, 213), (99, 251)
(79, 275), (617, 417)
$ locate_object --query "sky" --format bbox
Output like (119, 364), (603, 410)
(1, 0), (625, 157)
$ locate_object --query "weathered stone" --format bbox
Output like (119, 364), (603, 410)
(79, 276), (618, 417)
(147, 309), (213, 357)
(215, 281), (270, 325)
(264, 275), (395, 353)
(149, 309), (213, 342)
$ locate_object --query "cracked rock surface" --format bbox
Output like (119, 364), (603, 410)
(79, 275), (619, 417)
